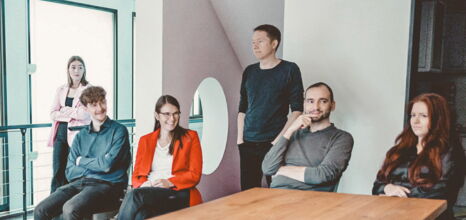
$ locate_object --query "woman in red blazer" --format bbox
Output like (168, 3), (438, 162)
(117, 95), (203, 220)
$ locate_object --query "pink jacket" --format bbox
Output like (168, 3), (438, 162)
(47, 84), (91, 147)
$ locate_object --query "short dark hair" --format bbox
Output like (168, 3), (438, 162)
(80, 86), (106, 106)
(254, 24), (281, 50)
(305, 82), (334, 102)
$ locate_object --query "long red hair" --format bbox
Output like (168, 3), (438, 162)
(377, 93), (451, 188)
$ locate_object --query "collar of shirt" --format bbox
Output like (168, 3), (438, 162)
(87, 117), (112, 133)
(303, 123), (336, 134)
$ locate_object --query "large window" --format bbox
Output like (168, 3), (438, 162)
(29, 0), (115, 204)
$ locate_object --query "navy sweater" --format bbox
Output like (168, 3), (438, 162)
(239, 60), (304, 142)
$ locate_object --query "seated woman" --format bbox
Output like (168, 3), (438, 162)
(117, 95), (202, 220)
(373, 93), (459, 218)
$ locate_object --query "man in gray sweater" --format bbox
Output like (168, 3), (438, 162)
(262, 82), (353, 192)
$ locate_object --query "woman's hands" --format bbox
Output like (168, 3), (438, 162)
(140, 179), (174, 188)
(140, 180), (152, 188)
(383, 184), (411, 197)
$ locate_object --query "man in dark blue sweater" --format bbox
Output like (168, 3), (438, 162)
(34, 86), (131, 220)
(237, 24), (304, 191)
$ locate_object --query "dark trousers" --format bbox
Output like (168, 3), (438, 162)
(117, 187), (190, 220)
(238, 141), (273, 191)
(51, 123), (70, 193)
(34, 178), (125, 220)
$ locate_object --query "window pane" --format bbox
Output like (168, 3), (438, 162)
(29, 0), (114, 204)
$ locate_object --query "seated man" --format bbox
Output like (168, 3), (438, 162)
(34, 86), (131, 220)
(262, 82), (353, 191)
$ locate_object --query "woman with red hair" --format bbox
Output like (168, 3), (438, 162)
(373, 93), (459, 216)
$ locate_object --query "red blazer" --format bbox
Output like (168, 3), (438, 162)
(132, 129), (203, 206)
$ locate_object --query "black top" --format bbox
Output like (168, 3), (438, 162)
(65, 97), (74, 107)
(239, 60), (304, 142)
(57, 97), (74, 128)
(372, 146), (456, 200)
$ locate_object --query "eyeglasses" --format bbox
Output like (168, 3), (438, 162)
(159, 111), (181, 118)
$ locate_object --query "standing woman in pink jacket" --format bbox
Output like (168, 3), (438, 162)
(47, 56), (91, 193)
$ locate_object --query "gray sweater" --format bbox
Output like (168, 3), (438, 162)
(262, 124), (353, 191)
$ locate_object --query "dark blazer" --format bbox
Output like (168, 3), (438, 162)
(372, 146), (456, 199)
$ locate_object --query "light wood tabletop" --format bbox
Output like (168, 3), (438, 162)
(154, 188), (447, 220)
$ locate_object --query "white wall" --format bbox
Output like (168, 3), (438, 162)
(134, 0), (163, 140)
(284, 0), (412, 194)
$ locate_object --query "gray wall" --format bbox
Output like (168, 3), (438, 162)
(210, 0), (284, 69)
(284, 0), (412, 194)
(163, 0), (242, 200)
(163, 0), (284, 201)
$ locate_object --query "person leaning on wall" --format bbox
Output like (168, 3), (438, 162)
(117, 95), (203, 220)
(47, 55), (91, 193)
(372, 93), (463, 219)
(237, 24), (304, 191)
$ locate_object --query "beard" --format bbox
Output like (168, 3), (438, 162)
(311, 111), (331, 123)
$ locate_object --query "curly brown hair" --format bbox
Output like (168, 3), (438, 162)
(80, 86), (106, 106)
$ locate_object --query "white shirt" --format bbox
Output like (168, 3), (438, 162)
(148, 140), (174, 181)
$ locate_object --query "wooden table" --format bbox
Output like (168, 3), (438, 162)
(155, 188), (446, 220)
